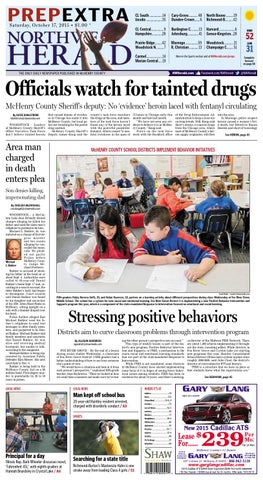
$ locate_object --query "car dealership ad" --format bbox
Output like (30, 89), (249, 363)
(175, 384), (257, 474)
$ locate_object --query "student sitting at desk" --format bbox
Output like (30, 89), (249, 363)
(6, 415), (27, 453)
(92, 172), (104, 190)
(156, 177), (193, 229)
(179, 179), (192, 198)
(73, 177), (89, 199)
(133, 205), (217, 283)
(65, 205), (137, 280)
(13, 409), (28, 433)
(62, 180), (73, 198)
(103, 178), (123, 199)
(54, 410), (67, 432)
(189, 179), (238, 233)
(132, 176), (144, 203)
(116, 171), (133, 189)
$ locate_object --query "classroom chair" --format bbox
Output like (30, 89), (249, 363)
(196, 208), (233, 262)
(103, 198), (121, 211)
(87, 197), (104, 213)
(58, 194), (73, 227)
(53, 429), (67, 451)
(103, 198), (125, 225)
(71, 199), (93, 237)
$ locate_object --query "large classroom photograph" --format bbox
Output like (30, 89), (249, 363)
(56, 154), (249, 294)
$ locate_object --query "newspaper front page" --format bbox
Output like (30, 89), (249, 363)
(2, 0), (261, 478)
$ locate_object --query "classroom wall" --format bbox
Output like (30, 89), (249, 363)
(233, 155), (249, 188)
(197, 155), (249, 189)
(56, 155), (196, 184)
(56, 154), (249, 189)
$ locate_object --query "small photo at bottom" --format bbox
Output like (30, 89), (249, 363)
(73, 419), (139, 456)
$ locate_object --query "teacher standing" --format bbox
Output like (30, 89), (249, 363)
(129, 158), (156, 205)
(42, 396), (54, 432)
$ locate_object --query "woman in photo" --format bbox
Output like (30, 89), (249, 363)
(130, 158), (156, 207)
(42, 397), (54, 432)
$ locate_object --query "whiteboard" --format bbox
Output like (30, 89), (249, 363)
(9, 392), (44, 410)
(172, 156), (196, 176)
(8, 392), (67, 412)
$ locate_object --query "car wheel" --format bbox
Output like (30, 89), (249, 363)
(245, 411), (252, 423)
(221, 409), (231, 424)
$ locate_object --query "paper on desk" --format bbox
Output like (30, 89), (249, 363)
(91, 259), (128, 283)
(146, 264), (188, 292)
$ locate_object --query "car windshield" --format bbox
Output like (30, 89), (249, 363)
(198, 394), (232, 403)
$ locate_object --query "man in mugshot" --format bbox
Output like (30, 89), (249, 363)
(6, 239), (22, 261)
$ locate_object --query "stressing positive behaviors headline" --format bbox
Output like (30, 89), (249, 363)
(67, 309), (238, 327)
(6, 78), (256, 101)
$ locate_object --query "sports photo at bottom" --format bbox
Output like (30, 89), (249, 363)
(73, 419), (139, 456)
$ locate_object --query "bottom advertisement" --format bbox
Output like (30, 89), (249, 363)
(175, 383), (257, 474)
(5, 384), (174, 476)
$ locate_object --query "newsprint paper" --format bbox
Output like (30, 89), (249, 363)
(1, 0), (262, 479)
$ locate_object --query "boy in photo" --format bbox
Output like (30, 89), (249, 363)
(133, 205), (217, 283)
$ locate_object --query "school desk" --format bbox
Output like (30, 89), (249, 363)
(57, 262), (249, 294)
(119, 187), (135, 197)
(229, 189), (249, 209)
(88, 191), (104, 199)
(32, 413), (42, 427)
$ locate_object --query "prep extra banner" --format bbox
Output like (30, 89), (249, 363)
(6, 5), (257, 73)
